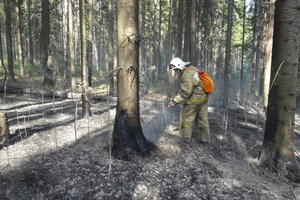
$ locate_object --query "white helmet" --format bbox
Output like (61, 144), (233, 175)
(169, 57), (191, 70)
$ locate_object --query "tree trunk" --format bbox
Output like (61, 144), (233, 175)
(0, 112), (10, 145)
(15, 0), (24, 77)
(27, 0), (34, 67)
(87, 0), (94, 87)
(0, 21), (8, 80)
(108, 0), (115, 96)
(223, 0), (234, 108)
(80, 0), (91, 118)
(41, 0), (54, 87)
(239, 0), (246, 100)
(190, 0), (196, 64)
(4, 0), (15, 80)
(174, 0), (183, 58)
(262, 0), (275, 111)
(113, 0), (154, 157)
(250, 0), (258, 93)
(259, 0), (300, 167)
(66, 0), (76, 90)
(183, 0), (191, 61)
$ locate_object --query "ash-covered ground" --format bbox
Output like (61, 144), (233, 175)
(1, 93), (300, 200)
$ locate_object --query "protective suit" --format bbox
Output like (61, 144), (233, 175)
(170, 60), (210, 143)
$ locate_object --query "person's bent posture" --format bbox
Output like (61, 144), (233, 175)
(168, 57), (210, 143)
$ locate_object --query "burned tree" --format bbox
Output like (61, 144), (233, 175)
(259, 0), (300, 169)
(112, 0), (154, 157)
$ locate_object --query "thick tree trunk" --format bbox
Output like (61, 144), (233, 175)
(259, 0), (300, 167)
(4, 0), (15, 80)
(223, 0), (234, 108)
(108, 0), (115, 96)
(80, 0), (91, 117)
(0, 112), (10, 145)
(41, 0), (54, 87)
(15, 0), (24, 77)
(113, 0), (154, 157)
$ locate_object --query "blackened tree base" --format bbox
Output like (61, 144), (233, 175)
(111, 110), (156, 159)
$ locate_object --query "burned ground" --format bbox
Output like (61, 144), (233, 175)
(0, 93), (300, 200)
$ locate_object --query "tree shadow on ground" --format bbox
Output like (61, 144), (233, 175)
(0, 98), (296, 199)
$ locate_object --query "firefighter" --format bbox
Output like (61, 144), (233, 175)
(168, 57), (210, 143)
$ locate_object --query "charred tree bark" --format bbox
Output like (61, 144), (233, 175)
(259, 0), (300, 169)
(113, 0), (154, 157)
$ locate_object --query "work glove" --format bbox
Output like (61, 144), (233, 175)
(168, 99), (177, 107)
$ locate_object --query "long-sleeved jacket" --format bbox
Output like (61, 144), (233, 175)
(173, 66), (208, 104)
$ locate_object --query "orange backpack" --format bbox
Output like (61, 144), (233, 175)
(186, 66), (214, 94)
(198, 71), (214, 94)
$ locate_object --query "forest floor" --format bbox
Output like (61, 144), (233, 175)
(0, 92), (300, 200)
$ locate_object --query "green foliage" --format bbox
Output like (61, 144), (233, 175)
(24, 60), (43, 76)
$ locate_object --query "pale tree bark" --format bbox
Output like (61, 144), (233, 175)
(262, 0), (275, 111)
(113, 0), (154, 157)
(80, 0), (91, 117)
(0, 112), (10, 145)
(4, 0), (15, 80)
(223, 0), (234, 108)
(67, 0), (76, 89)
(41, 0), (54, 87)
(15, 0), (24, 77)
(259, 0), (300, 168)
(108, 0), (115, 96)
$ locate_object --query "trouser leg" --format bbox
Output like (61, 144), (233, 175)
(180, 104), (198, 139)
(195, 101), (210, 143)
